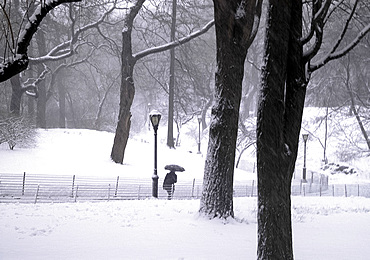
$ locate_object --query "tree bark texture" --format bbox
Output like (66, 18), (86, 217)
(58, 76), (66, 128)
(257, 2), (306, 259)
(110, 31), (136, 163)
(110, 1), (144, 164)
(200, 0), (262, 219)
(9, 75), (23, 116)
(258, 1), (370, 258)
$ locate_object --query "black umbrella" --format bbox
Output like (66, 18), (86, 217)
(165, 164), (185, 172)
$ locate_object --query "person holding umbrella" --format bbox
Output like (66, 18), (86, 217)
(163, 164), (185, 200)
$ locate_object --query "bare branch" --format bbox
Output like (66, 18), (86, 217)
(329, 0), (359, 55)
(24, 64), (50, 98)
(17, 0), (82, 54)
(301, 0), (332, 45)
(45, 46), (98, 101)
(30, 2), (116, 64)
(310, 23), (370, 71)
(133, 20), (215, 61)
(0, 0), (82, 83)
(302, 0), (331, 62)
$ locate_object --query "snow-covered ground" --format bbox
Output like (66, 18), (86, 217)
(1, 106), (370, 259)
(1, 197), (370, 259)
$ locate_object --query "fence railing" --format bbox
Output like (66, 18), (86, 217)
(0, 173), (208, 203)
(1, 172), (369, 203)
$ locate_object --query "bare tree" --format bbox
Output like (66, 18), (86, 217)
(1, 0), (117, 126)
(0, 116), (36, 150)
(199, 0), (262, 219)
(110, 0), (214, 163)
(167, 0), (177, 148)
(257, 0), (369, 258)
(342, 54), (370, 150)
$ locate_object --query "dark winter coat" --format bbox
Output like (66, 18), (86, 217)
(163, 171), (177, 191)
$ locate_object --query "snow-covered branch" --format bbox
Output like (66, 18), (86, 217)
(0, 55), (29, 83)
(30, 2), (116, 64)
(133, 20), (215, 61)
(328, 0), (358, 55)
(17, 0), (82, 55)
(0, 116), (37, 150)
(301, 0), (331, 45)
(23, 64), (50, 98)
(301, 0), (369, 72)
(310, 23), (370, 72)
(0, 0), (82, 83)
(45, 46), (98, 101)
(302, 0), (331, 63)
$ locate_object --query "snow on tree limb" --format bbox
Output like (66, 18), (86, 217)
(300, 0), (369, 73)
(23, 64), (50, 98)
(133, 20), (215, 61)
(310, 23), (370, 71)
(0, 0), (82, 83)
(0, 55), (29, 83)
(327, 0), (358, 55)
(30, 2), (116, 64)
(301, 0), (331, 63)
(17, 0), (82, 54)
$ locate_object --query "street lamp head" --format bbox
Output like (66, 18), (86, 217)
(197, 115), (202, 124)
(302, 133), (309, 142)
(150, 110), (161, 130)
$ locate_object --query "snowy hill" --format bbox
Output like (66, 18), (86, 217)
(0, 106), (369, 185)
(1, 107), (370, 259)
(0, 128), (207, 182)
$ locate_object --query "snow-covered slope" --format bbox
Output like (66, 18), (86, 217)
(1, 106), (370, 259)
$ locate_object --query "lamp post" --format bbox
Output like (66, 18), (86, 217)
(197, 115), (202, 154)
(302, 133), (309, 183)
(150, 110), (161, 198)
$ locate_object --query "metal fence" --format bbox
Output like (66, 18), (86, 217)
(0, 173), (207, 203)
(1, 172), (369, 203)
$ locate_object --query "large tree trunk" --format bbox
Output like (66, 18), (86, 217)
(58, 77), (66, 128)
(110, 35), (136, 163)
(36, 75), (47, 128)
(257, 0), (369, 258)
(167, 0), (177, 149)
(9, 75), (23, 116)
(111, 65), (135, 163)
(257, 3), (292, 256)
(200, 0), (262, 219)
(257, 2), (306, 259)
(110, 1), (144, 164)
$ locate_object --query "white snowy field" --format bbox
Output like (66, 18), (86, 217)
(1, 197), (370, 259)
(1, 106), (370, 259)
